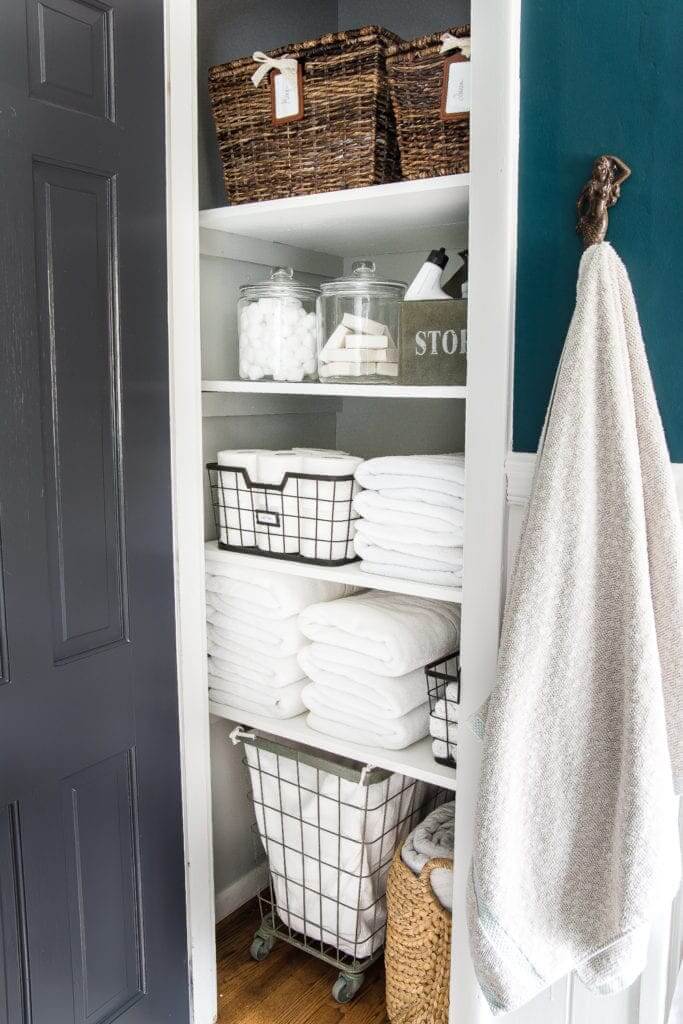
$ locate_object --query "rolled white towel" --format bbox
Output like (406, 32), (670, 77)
(401, 801), (455, 911)
(299, 591), (461, 677)
(432, 738), (457, 764)
(353, 489), (464, 532)
(298, 645), (427, 718)
(306, 704), (429, 751)
(430, 688), (460, 744)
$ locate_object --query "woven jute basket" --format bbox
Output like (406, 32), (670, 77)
(386, 26), (470, 181)
(208, 26), (403, 206)
(385, 852), (453, 1024)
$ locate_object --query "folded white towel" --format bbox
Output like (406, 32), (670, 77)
(378, 487), (464, 510)
(353, 489), (464, 532)
(298, 645), (427, 718)
(207, 607), (307, 657)
(401, 802), (455, 910)
(355, 454), (465, 495)
(306, 705), (429, 751)
(355, 518), (463, 551)
(358, 560), (463, 589)
(353, 535), (464, 574)
(206, 633), (305, 686)
(432, 738), (457, 763)
(205, 563), (355, 618)
(299, 592), (461, 677)
(209, 678), (305, 719)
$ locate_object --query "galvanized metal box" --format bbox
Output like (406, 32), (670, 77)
(398, 299), (468, 385)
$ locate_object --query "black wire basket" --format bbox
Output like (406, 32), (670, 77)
(207, 463), (360, 566)
(425, 652), (461, 768)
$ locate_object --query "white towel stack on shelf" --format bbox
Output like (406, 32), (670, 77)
(353, 454), (466, 587)
(206, 558), (356, 718)
(298, 591), (461, 749)
(215, 448), (363, 560)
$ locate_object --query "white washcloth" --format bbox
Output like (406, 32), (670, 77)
(298, 645), (427, 718)
(354, 520), (463, 559)
(207, 606), (307, 657)
(432, 738), (456, 763)
(206, 632), (305, 686)
(401, 802), (455, 910)
(353, 490), (464, 532)
(299, 592), (461, 677)
(430, 685), (460, 744)
(355, 454), (465, 495)
(205, 563), (355, 617)
(306, 705), (429, 751)
(468, 244), (683, 1016)
(208, 677), (305, 719)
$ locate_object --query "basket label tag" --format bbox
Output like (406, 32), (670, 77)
(441, 55), (471, 121)
(271, 66), (304, 124)
(255, 509), (281, 528)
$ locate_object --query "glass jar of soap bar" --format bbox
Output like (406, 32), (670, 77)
(238, 268), (320, 382)
(316, 260), (405, 383)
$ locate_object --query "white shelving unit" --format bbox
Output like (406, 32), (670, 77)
(209, 701), (458, 791)
(166, 4), (522, 1024)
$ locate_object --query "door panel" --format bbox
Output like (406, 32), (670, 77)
(0, 0), (189, 1020)
(62, 751), (143, 1024)
(33, 161), (127, 663)
(0, 805), (30, 1024)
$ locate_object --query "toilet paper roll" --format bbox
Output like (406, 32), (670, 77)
(299, 516), (356, 562)
(253, 453), (305, 555)
(214, 450), (263, 547)
(299, 454), (363, 522)
(257, 452), (305, 486)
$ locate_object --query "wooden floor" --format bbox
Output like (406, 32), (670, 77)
(216, 900), (389, 1024)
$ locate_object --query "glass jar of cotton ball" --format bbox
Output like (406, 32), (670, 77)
(237, 268), (320, 383)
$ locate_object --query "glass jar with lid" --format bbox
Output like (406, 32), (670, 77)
(317, 260), (406, 384)
(238, 267), (320, 382)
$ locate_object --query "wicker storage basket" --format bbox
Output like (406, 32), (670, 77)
(387, 26), (470, 180)
(385, 852), (453, 1024)
(208, 26), (403, 205)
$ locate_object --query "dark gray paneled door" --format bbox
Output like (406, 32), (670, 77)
(0, 2), (190, 1023)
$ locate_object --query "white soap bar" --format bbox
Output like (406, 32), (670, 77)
(342, 312), (389, 335)
(325, 347), (398, 363)
(319, 322), (351, 362)
(375, 362), (399, 377)
(346, 334), (390, 350)
(319, 361), (378, 378)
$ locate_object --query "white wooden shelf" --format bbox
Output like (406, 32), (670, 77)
(205, 543), (462, 604)
(199, 174), (470, 257)
(208, 699), (457, 792)
(201, 380), (467, 400)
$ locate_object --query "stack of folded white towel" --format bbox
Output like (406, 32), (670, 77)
(214, 447), (363, 560)
(206, 558), (355, 718)
(352, 454), (465, 587)
(400, 801), (455, 910)
(298, 591), (461, 749)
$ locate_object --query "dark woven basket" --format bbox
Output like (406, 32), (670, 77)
(208, 26), (403, 206)
(387, 26), (470, 181)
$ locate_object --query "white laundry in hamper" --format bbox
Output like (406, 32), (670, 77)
(244, 741), (427, 960)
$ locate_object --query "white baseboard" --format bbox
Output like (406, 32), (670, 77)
(215, 862), (269, 924)
(506, 451), (683, 515)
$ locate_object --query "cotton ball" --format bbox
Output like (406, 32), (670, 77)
(304, 310), (317, 329)
(282, 306), (300, 328)
(248, 364), (264, 381)
(246, 302), (263, 322)
(286, 365), (305, 382)
(284, 296), (302, 309)
(303, 357), (316, 376)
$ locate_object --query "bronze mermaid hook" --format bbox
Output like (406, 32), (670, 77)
(576, 155), (631, 248)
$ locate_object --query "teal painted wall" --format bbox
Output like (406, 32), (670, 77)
(513, 1), (683, 460)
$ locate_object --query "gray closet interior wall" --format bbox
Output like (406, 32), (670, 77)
(198, 0), (470, 919)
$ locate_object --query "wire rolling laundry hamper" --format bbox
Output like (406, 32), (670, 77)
(207, 463), (360, 566)
(232, 728), (440, 1003)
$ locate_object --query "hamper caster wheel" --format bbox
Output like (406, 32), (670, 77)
(332, 972), (365, 1003)
(249, 930), (275, 962)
